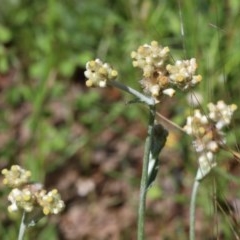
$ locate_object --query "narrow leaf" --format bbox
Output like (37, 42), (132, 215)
(147, 124), (168, 189)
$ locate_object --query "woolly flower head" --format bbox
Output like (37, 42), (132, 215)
(131, 41), (170, 78)
(38, 189), (65, 215)
(166, 58), (202, 90)
(207, 100), (237, 129)
(8, 187), (36, 213)
(2, 165), (64, 217)
(131, 41), (202, 103)
(85, 59), (118, 88)
(131, 41), (174, 102)
(184, 109), (208, 137)
(2, 165), (31, 188)
(183, 101), (237, 179)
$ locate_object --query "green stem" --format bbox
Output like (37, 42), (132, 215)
(108, 80), (155, 106)
(18, 212), (27, 240)
(108, 80), (156, 239)
(189, 178), (200, 240)
(138, 105), (156, 240)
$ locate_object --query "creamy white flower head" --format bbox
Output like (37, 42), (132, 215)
(38, 189), (65, 215)
(130, 41), (203, 103)
(208, 100), (237, 129)
(131, 41), (170, 78)
(8, 188), (34, 213)
(167, 58), (202, 90)
(131, 41), (173, 103)
(183, 109), (208, 136)
(184, 101), (237, 179)
(8, 188), (21, 212)
(85, 59), (118, 88)
(2, 165), (31, 188)
(3, 165), (65, 217)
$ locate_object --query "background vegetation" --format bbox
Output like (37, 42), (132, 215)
(1, 0), (240, 239)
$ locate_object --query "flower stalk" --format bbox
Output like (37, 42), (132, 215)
(184, 100), (237, 239)
(137, 104), (156, 240)
(108, 80), (155, 106)
(2, 165), (65, 240)
(84, 41), (203, 239)
(189, 178), (200, 240)
(18, 212), (27, 240)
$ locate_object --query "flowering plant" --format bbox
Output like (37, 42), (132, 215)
(2, 165), (64, 240)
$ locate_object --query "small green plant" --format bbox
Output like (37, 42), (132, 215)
(84, 40), (214, 239)
(1, 1), (240, 239)
(2, 165), (64, 240)
(2, 37), (238, 239)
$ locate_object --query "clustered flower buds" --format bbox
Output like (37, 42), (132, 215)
(2, 165), (31, 188)
(8, 187), (36, 213)
(183, 101), (237, 179)
(166, 58), (202, 90)
(131, 41), (170, 78)
(131, 41), (202, 102)
(207, 100), (237, 129)
(84, 41), (201, 104)
(2, 165), (64, 216)
(37, 189), (65, 215)
(84, 59), (118, 88)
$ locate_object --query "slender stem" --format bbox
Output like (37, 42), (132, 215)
(138, 105), (156, 240)
(18, 212), (27, 240)
(108, 80), (155, 106)
(189, 178), (200, 240)
(108, 79), (156, 239)
(156, 111), (185, 133)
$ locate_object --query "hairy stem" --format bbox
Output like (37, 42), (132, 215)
(108, 80), (155, 106)
(18, 212), (27, 240)
(189, 178), (200, 240)
(107, 80), (157, 239)
(138, 105), (156, 240)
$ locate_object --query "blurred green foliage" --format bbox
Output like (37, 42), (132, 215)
(1, 0), (240, 239)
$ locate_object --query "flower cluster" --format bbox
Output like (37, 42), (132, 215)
(131, 41), (170, 78)
(183, 101), (237, 178)
(2, 165), (31, 188)
(2, 165), (64, 216)
(37, 189), (65, 215)
(8, 187), (36, 213)
(166, 58), (202, 90)
(131, 41), (202, 102)
(84, 59), (118, 88)
(207, 100), (237, 129)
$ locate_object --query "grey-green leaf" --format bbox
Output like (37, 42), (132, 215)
(147, 124), (168, 189)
